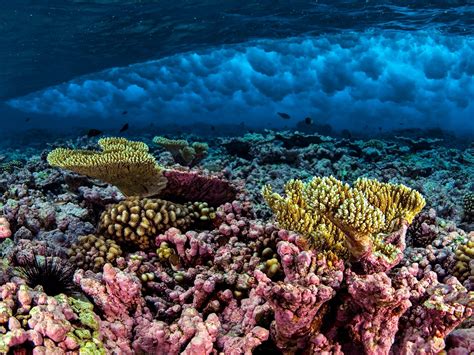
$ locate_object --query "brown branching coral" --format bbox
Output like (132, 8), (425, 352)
(263, 176), (425, 263)
(47, 137), (167, 197)
(99, 197), (215, 250)
(153, 136), (208, 166)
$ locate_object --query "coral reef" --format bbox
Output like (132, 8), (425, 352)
(0, 132), (472, 354)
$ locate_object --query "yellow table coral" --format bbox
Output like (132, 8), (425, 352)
(263, 176), (425, 261)
(47, 137), (167, 197)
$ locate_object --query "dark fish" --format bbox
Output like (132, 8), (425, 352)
(210, 125), (215, 131)
(87, 129), (103, 137)
(277, 112), (291, 119)
(122, 110), (128, 115)
(304, 117), (313, 125)
(119, 123), (129, 133)
(378, 126), (383, 131)
(25, 117), (31, 122)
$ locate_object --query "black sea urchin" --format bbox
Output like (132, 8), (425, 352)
(15, 255), (77, 296)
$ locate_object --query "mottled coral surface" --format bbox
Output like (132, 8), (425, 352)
(0, 131), (472, 354)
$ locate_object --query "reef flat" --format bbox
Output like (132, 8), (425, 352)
(0, 130), (472, 354)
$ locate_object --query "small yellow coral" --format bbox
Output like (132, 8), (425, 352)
(262, 176), (425, 260)
(47, 137), (167, 197)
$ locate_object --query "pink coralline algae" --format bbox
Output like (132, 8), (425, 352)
(0, 216), (11, 238)
(74, 263), (145, 354)
(331, 270), (411, 354)
(255, 241), (344, 353)
(392, 266), (473, 354)
(0, 282), (104, 354)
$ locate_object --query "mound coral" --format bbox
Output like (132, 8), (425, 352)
(153, 136), (208, 166)
(68, 234), (123, 272)
(99, 197), (215, 249)
(47, 137), (167, 197)
(452, 232), (474, 290)
(263, 176), (425, 272)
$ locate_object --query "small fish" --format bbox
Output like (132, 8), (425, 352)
(210, 125), (215, 131)
(87, 129), (103, 137)
(119, 123), (129, 133)
(122, 110), (128, 115)
(277, 112), (291, 119)
(25, 117), (31, 122)
(378, 126), (383, 131)
(304, 117), (313, 125)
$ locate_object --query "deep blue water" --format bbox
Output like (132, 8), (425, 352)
(1, 1), (474, 138)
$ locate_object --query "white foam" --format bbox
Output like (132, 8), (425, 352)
(8, 31), (474, 133)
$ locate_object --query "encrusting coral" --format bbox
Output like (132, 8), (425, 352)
(153, 136), (209, 166)
(263, 176), (426, 271)
(47, 137), (167, 197)
(99, 197), (215, 250)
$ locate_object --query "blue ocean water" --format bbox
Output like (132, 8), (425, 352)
(1, 0), (473, 138)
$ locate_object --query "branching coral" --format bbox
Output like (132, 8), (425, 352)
(99, 197), (215, 250)
(263, 176), (425, 269)
(153, 136), (208, 166)
(47, 137), (167, 197)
